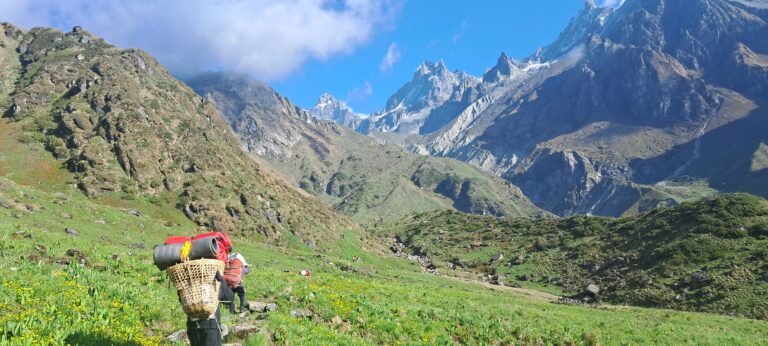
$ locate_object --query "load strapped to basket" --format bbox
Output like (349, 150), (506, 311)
(166, 259), (225, 319)
(153, 232), (232, 270)
(153, 232), (233, 319)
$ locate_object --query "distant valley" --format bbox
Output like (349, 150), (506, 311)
(187, 72), (545, 225)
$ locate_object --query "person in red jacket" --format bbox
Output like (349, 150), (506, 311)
(225, 252), (250, 313)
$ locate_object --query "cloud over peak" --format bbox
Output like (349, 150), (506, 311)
(379, 42), (402, 73)
(594, 0), (626, 8)
(0, 0), (401, 81)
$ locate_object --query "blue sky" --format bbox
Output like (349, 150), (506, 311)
(0, 0), (593, 114)
(275, 0), (587, 113)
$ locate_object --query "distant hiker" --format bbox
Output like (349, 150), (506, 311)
(224, 252), (250, 313)
(186, 271), (233, 346)
(300, 269), (311, 278)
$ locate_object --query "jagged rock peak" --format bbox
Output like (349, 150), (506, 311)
(312, 92), (353, 115)
(534, 1), (615, 61)
(415, 60), (449, 77)
(315, 93), (347, 111)
(483, 52), (524, 83)
(310, 92), (363, 126)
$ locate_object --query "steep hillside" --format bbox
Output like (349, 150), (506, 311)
(187, 72), (545, 225)
(381, 194), (768, 320)
(0, 23), (351, 246)
(330, 0), (768, 218)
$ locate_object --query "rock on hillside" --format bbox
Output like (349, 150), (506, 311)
(0, 23), (351, 243)
(188, 72), (546, 224)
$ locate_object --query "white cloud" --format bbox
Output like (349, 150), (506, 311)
(379, 42), (401, 74)
(0, 0), (401, 81)
(452, 19), (468, 44)
(346, 81), (373, 103)
(596, 0), (626, 7)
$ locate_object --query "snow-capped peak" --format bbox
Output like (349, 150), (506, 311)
(534, 2), (615, 61)
(309, 93), (364, 127)
(415, 60), (449, 78)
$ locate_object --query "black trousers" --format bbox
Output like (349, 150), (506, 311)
(185, 273), (232, 346)
(229, 284), (246, 313)
(235, 284), (246, 308)
(187, 309), (221, 346)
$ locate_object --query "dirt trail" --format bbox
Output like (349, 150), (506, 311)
(442, 274), (636, 312)
(442, 275), (561, 302)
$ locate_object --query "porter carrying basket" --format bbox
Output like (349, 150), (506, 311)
(166, 259), (225, 319)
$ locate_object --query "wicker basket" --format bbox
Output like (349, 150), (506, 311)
(166, 259), (225, 319)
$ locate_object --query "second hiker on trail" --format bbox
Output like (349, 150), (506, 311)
(225, 251), (251, 313)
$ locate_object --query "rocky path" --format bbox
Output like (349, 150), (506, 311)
(164, 301), (277, 345)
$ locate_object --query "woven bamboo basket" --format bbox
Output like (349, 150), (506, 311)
(166, 259), (225, 319)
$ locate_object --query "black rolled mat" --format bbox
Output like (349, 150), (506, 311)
(153, 237), (219, 270)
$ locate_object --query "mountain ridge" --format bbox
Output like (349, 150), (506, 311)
(187, 72), (546, 225)
(318, 0), (768, 218)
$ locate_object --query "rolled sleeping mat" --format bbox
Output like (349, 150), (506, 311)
(187, 236), (219, 262)
(153, 237), (219, 270)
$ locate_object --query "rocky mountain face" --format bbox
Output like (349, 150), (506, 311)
(188, 72), (545, 224)
(309, 93), (364, 129)
(329, 0), (768, 217)
(0, 23), (351, 245)
(355, 61), (481, 137)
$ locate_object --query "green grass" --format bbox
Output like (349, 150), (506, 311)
(623, 180), (719, 215)
(379, 195), (768, 320)
(1, 174), (768, 345)
(255, 122), (543, 226)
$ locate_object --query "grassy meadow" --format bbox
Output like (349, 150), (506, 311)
(1, 174), (768, 345)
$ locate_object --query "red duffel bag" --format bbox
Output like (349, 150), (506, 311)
(164, 236), (191, 245)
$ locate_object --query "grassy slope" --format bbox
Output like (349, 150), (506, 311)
(2, 177), (768, 345)
(0, 24), (351, 246)
(262, 125), (545, 226)
(380, 194), (768, 320)
(623, 180), (719, 215)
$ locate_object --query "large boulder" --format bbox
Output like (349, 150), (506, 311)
(291, 309), (312, 318)
(690, 271), (711, 284)
(585, 284), (600, 296)
(232, 323), (259, 338)
(248, 301), (268, 313)
(165, 329), (188, 344)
